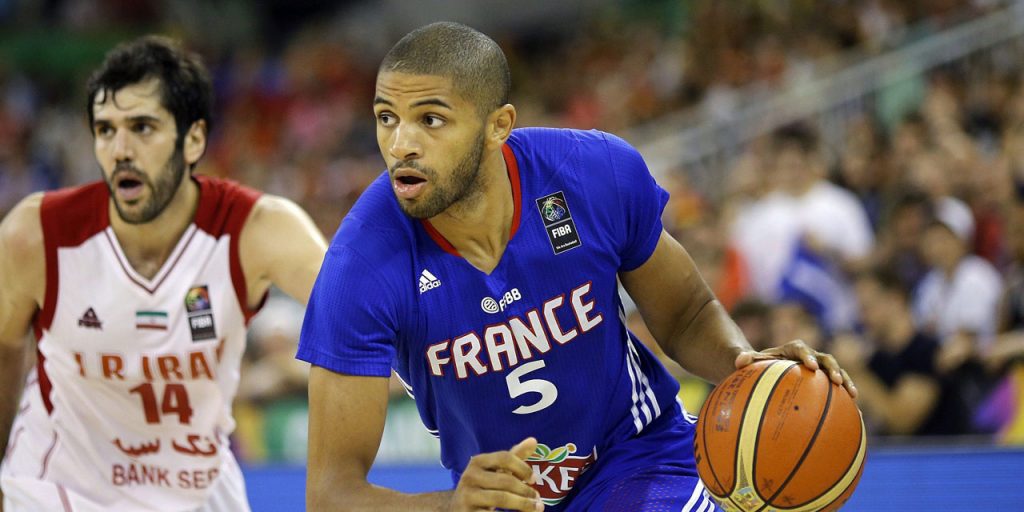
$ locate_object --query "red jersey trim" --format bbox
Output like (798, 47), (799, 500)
(36, 183), (109, 332)
(36, 183), (109, 415)
(503, 144), (523, 238)
(193, 176), (265, 323)
(103, 227), (199, 295)
(421, 142), (523, 256)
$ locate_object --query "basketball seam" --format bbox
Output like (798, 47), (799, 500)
(757, 377), (834, 511)
(817, 416), (867, 511)
(699, 382), (729, 497)
(699, 361), (779, 505)
(749, 363), (797, 509)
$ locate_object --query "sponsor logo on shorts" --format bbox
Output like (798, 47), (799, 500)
(526, 442), (597, 505)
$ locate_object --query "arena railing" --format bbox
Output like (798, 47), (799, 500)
(630, 2), (1024, 200)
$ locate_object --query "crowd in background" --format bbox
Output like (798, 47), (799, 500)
(3, 0), (1024, 464)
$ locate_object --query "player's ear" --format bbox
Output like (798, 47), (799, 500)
(485, 104), (516, 150)
(182, 120), (208, 168)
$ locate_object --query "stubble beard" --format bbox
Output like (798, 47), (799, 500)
(109, 148), (187, 225)
(396, 133), (486, 220)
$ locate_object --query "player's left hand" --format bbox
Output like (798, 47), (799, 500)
(735, 340), (858, 398)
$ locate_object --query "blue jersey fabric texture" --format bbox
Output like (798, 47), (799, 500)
(298, 127), (705, 508)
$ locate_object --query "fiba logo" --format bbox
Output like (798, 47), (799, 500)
(481, 297), (500, 314)
(541, 197), (567, 222)
(481, 288), (522, 313)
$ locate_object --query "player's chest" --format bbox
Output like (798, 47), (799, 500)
(407, 239), (617, 370)
(48, 234), (241, 353)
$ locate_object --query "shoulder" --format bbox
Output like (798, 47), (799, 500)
(194, 175), (262, 235)
(236, 185), (329, 252)
(959, 256), (1003, 289)
(508, 128), (650, 192)
(810, 182), (866, 212)
(1, 192), (44, 249)
(508, 127), (638, 162)
(245, 194), (309, 230)
(332, 172), (414, 256)
(0, 193), (45, 295)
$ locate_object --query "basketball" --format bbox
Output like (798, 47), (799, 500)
(694, 360), (866, 512)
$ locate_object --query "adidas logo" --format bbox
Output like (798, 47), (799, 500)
(78, 307), (102, 329)
(418, 269), (441, 294)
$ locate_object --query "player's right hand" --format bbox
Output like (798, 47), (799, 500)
(451, 437), (544, 511)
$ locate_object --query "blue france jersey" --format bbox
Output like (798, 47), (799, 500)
(298, 128), (683, 505)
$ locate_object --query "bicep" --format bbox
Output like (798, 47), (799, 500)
(0, 195), (44, 348)
(619, 230), (714, 345)
(307, 367), (389, 494)
(241, 196), (327, 305)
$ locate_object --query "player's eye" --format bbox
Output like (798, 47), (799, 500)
(377, 112), (397, 127)
(423, 114), (446, 128)
(94, 124), (114, 137)
(132, 123), (154, 135)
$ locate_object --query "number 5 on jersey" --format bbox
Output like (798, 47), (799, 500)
(130, 382), (194, 424)
(506, 360), (558, 414)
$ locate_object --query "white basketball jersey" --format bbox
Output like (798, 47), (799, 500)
(1, 177), (262, 512)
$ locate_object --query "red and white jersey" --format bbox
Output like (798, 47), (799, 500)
(2, 176), (262, 512)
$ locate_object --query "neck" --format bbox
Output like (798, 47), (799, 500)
(110, 176), (199, 279)
(429, 149), (513, 270)
(883, 312), (915, 349)
(939, 254), (963, 278)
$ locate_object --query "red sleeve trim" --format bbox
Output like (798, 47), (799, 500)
(34, 183), (109, 332)
(502, 143), (522, 238)
(193, 176), (264, 323)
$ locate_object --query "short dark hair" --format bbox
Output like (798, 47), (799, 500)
(859, 267), (910, 302)
(379, 22), (511, 114)
(771, 122), (819, 154)
(86, 35), (213, 141)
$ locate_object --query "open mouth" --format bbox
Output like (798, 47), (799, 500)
(396, 175), (426, 186)
(392, 168), (429, 199)
(114, 174), (146, 202)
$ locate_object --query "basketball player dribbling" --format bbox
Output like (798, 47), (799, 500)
(0, 36), (327, 511)
(299, 22), (857, 512)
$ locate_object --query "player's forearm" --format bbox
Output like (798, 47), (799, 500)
(664, 298), (751, 385)
(308, 480), (453, 512)
(0, 339), (27, 460)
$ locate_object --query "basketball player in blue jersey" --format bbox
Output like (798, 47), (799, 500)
(299, 22), (857, 512)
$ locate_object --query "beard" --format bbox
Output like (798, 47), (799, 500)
(392, 133), (485, 220)
(108, 148), (187, 225)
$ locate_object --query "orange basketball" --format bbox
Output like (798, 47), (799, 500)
(694, 360), (866, 512)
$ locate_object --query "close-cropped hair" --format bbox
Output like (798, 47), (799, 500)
(380, 21), (511, 115)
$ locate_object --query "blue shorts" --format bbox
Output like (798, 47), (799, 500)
(554, 400), (721, 512)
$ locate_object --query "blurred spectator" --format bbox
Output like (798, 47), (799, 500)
(768, 301), (825, 351)
(235, 295), (310, 463)
(739, 123), (873, 332)
(870, 189), (934, 291)
(238, 295), (309, 403)
(913, 202), (1003, 370)
(731, 299), (773, 352)
(833, 269), (970, 436)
